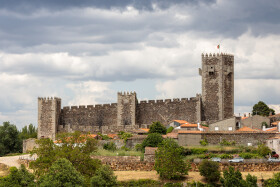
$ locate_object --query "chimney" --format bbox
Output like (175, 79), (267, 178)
(263, 125), (266, 131)
(244, 113), (246, 117)
(249, 113), (251, 117)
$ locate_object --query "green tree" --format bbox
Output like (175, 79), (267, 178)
(0, 165), (36, 187)
(198, 160), (220, 184)
(220, 166), (257, 187)
(257, 144), (271, 157)
(118, 131), (133, 142)
(264, 172), (280, 187)
(166, 126), (174, 133)
(149, 121), (167, 134)
(0, 122), (22, 156)
(38, 158), (84, 187)
(90, 165), (117, 187)
(252, 101), (275, 116)
(30, 131), (101, 181)
(141, 133), (164, 152)
(154, 138), (190, 179)
(19, 124), (37, 140)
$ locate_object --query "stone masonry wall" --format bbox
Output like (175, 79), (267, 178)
(137, 95), (201, 126)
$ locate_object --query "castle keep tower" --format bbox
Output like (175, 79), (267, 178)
(38, 97), (61, 140)
(200, 53), (234, 123)
(117, 92), (137, 126)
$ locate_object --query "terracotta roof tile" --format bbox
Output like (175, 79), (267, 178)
(181, 124), (197, 128)
(107, 134), (118, 139)
(173, 120), (189, 124)
(269, 113), (280, 118)
(178, 131), (203, 134)
(241, 117), (249, 120)
(272, 121), (280, 126)
(265, 127), (278, 132)
(139, 128), (149, 132)
(237, 126), (260, 132)
(162, 132), (178, 139)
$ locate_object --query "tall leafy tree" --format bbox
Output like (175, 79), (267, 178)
(252, 101), (275, 116)
(199, 160), (220, 184)
(141, 133), (164, 152)
(30, 131), (101, 181)
(0, 122), (22, 156)
(154, 138), (190, 179)
(20, 124), (37, 140)
(149, 121), (167, 134)
(38, 158), (84, 187)
(90, 165), (117, 187)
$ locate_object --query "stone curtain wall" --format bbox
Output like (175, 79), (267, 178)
(223, 55), (234, 119)
(137, 95), (201, 126)
(59, 103), (118, 133)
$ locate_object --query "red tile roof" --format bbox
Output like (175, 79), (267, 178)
(162, 132), (178, 139)
(178, 131), (203, 134)
(237, 126), (260, 132)
(265, 127), (278, 132)
(107, 134), (118, 139)
(139, 128), (149, 132)
(174, 120), (189, 124)
(272, 121), (280, 126)
(181, 123), (197, 128)
(241, 117), (249, 120)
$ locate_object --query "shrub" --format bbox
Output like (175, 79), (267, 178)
(199, 160), (220, 184)
(103, 142), (117, 152)
(239, 152), (261, 159)
(90, 165), (117, 187)
(118, 179), (161, 186)
(98, 133), (111, 140)
(220, 139), (235, 146)
(220, 154), (233, 159)
(257, 144), (271, 157)
(149, 121), (167, 134)
(186, 181), (211, 187)
(166, 126), (174, 133)
(190, 148), (208, 154)
(155, 138), (190, 180)
(38, 158), (84, 187)
(141, 133), (164, 152)
(264, 172), (280, 187)
(135, 144), (142, 151)
(199, 139), (208, 146)
(120, 145), (130, 151)
(0, 165), (36, 187)
(220, 166), (257, 187)
(164, 182), (183, 187)
(118, 131), (133, 142)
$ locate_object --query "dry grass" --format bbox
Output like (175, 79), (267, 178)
(114, 171), (276, 182)
(0, 163), (10, 177)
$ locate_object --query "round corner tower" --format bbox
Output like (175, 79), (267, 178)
(200, 53), (234, 123)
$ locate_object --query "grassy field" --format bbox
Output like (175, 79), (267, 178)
(93, 148), (144, 157)
(183, 145), (239, 152)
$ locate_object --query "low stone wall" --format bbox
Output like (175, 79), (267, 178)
(98, 139), (125, 149)
(92, 156), (141, 163)
(190, 162), (280, 172)
(22, 138), (38, 153)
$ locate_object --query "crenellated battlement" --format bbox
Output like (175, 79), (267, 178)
(201, 52), (234, 58)
(62, 103), (118, 112)
(117, 91), (136, 96)
(38, 97), (61, 101)
(138, 95), (201, 104)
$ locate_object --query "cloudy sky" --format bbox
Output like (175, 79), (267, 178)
(1, 0), (280, 129)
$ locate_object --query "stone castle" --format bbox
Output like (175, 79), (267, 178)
(38, 53), (234, 140)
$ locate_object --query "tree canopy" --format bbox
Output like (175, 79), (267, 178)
(38, 158), (84, 187)
(30, 131), (101, 180)
(154, 138), (190, 180)
(90, 165), (117, 187)
(19, 124), (37, 140)
(0, 122), (22, 156)
(149, 121), (167, 134)
(140, 133), (164, 152)
(252, 101), (275, 116)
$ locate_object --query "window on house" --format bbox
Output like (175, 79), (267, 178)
(228, 127), (233, 131)
(215, 127), (219, 131)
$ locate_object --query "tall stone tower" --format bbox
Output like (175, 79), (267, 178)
(200, 53), (234, 123)
(38, 97), (61, 140)
(117, 92), (137, 126)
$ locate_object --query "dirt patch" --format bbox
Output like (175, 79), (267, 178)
(114, 171), (276, 182)
(0, 163), (10, 177)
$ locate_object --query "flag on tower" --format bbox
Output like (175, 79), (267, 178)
(217, 44), (220, 49)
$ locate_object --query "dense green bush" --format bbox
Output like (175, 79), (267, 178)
(220, 166), (257, 187)
(199, 160), (220, 184)
(257, 144), (271, 157)
(118, 179), (161, 187)
(199, 139), (208, 146)
(186, 181), (212, 187)
(264, 172), (280, 187)
(220, 139), (236, 146)
(38, 158), (84, 187)
(0, 165), (36, 187)
(141, 133), (164, 152)
(103, 142), (117, 152)
(166, 126), (174, 133)
(118, 131), (133, 142)
(149, 121), (167, 134)
(190, 148), (208, 154)
(239, 152), (262, 159)
(90, 165), (117, 187)
(164, 182), (182, 187)
(220, 154), (233, 159)
(98, 133), (111, 140)
(155, 138), (190, 180)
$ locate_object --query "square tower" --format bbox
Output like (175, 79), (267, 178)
(117, 92), (137, 126)
(199, 53), (234, 123)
